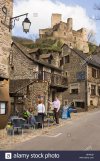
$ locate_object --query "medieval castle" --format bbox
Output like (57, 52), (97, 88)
(39, 14), (89, 53)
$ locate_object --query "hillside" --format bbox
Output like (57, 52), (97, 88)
(12, 36), (33, 45)
(12, 36), (98, 54)
(12, 36), (63, 52)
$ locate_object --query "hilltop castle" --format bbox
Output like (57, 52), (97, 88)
(39, 14), (89, 53)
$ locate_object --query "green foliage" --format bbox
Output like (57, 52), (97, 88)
(12, 36), (63, 52)
(15, 36), (62, 52)
(88, 42), (97, 54)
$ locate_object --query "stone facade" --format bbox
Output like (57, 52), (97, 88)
(39, 13), (89, 53)
(10, 42), (67, 114)
(62, 44), (86, 110)
(87, 65), (100, 108)
(10, 43), (38, 80)
(0, 0), (13, 129)
(0, 0), (13, 78)
(62, 44), (100, 110)
(40, 51), (61, 68)
(51, 13), (61, 28)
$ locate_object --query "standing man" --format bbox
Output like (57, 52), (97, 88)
(49, 96), (60, 125)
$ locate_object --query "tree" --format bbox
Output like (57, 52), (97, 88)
(87, 30), (96, 44)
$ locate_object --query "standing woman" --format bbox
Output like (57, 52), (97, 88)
(37, 100), (46, 126)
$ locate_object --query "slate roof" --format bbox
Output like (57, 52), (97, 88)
(40, 54), (53, 59)
(62, 44), (100, 68)
(73, 49), (100, 68)
(12, 41), (62, 71)
(10, 79), (35, 94)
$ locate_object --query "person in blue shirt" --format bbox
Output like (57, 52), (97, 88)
(62, 102), (77, 119)
(67, 102), (77, 118)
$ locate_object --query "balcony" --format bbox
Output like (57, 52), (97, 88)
(33, 71), (68, 89)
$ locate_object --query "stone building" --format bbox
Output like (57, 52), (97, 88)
(39, 13), (89, 53)
(0, 0), (13, 129)
(9, 41), (68, 115)
(61, 44), (100, 111)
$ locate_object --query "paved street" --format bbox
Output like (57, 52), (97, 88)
(10, 109), (100, 150)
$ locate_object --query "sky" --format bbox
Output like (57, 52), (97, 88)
(13, 0), (100, 45)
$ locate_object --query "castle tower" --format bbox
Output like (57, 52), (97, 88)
(51, 13), (62, 28)
(67, 18), (73, 31)
(81, 28), (88, 41)
(0, 0), (13, 129)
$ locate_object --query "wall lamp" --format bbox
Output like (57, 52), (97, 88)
(1, 6), (31, 33)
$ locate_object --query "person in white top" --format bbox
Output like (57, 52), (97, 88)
(49, 96), (60, 124)
(37, 100), (45, 126)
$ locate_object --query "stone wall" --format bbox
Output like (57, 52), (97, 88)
(62, 45), (87, 109)
(87, 65), (100, 107)
(13, 81), (49, 114)
(0, 0), (13, 129)
(62, 45), (86, 83)
(51, 13), (61, 28)
(0, 0), (13, 78)
(10, 44), (38, 80)
(62, 44), (100, 109)
(26, 82), (49, 112)
(51, 52), (60, 68)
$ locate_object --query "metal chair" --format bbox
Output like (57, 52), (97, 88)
(7, 117), (26, 135)
(11, 118), (25, 135)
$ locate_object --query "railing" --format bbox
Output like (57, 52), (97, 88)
(33, 71), (68, 87)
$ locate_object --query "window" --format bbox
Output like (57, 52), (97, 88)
(70, 83), (79, 94)
(70, 43), (72, 46)
(9, 51), (13, 65)
(97, 69), (100, 79)
(64, 55), (69, 63)
(91, 85), (96, 95)
(92, 68), (97, 78)
(90, 100), (93, 105)
(65, 72), (68, 76)
(0, 102), (6, 115)
(98, 86), (100, 95)
(35, 54), (39, 60)
(60, 58), (63, 66)
(74, 37), (76, 41)
(64, 100), (68, 106)
(71, 89), (78, 94)
(75, 102), (85, 108)
(64, 32), (66, 36)
(48, 58), (51, 64)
